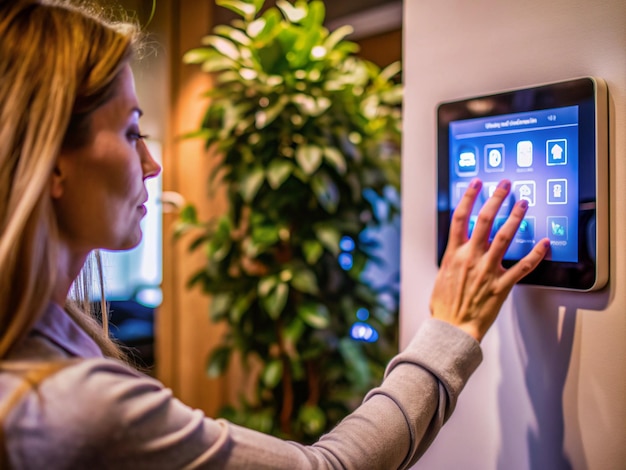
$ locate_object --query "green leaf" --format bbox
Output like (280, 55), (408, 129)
(324, 25), (354, 51)
(276, 0), (307, 23)
(207, 217), (232, 262)
(255, 97), (287, 129)
(313, 224), (340, 255)
(245, 408), (274, 434)
(301, 0), (325, 30)
(216, 0), (258, 20)
(311, 173), (339, 213)
(247, 18), (266, 38)
(297, 303), (330, 329)
(263, 282), (289, 319)
(257, 9), (283, 42)
(284, 317), (306, 344)
(291, 94), (329, 117)
(239, 165), (265, 202)
(251, 224), (280, 245)
(231, 293), (254, 323)
(179, 204), (199, 224)
(206, 346), (231, 377)
(298, 404), (326, 436)
(262, 359), (283, 388)
(200, 57), (236, 73)
(290, 268), (319, 295)
(205, 36), (240, 60)
(323, 147), (347, 175)
(295, 145), (322, 175)
(183, 47), (214, 64)
(213, 25), (251, 46)
(208, 238), (231, 263)
(211, 292), (233, 321)
(302, 240), (323, 264)
(339, 338), (370, 390)
(379, 60), (402, 82)
(258, 275), (278, 297)
(266, 159), (293, 189)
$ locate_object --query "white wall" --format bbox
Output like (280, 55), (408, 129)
(401, 1), (626, 469)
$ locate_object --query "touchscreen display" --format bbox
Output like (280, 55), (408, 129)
(437, 77), (608, 291)
(448, 105), (579, 262)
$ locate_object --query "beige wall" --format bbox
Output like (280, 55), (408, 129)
(402, 0), (626, 468)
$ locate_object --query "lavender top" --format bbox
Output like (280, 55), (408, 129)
(1, 303), (482, 469)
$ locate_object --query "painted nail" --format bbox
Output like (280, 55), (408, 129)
(519, 199), (528, 209)
(498, 180), (511, 191)
(471, 178), (481, 189)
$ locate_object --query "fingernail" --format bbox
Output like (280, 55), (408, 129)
(519, 199), (528, 209)
(544, 239), (551, 249)
(470, 178), (481, 189)
(498, 180), (511, 191)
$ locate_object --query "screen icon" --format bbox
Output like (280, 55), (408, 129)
(490, 216), (508, 241)
(484, 144), (505, 172)
(454, 182), (469, 204)
(547, 216), (568, 241)
(483, 182), (510, 206)
(547, 179), (568, 204)
(546, 139), (567, 165)
(516, 141), (533, 168)
(512, 180), (536, 206)
(456, 146), (478, 175)
(467, 216), (477, 238)
(516, 216), (536, 240)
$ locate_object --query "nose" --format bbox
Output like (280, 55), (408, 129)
(138, 139), (162, 180)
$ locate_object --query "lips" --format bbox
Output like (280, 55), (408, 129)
(137, 192), (148, 215)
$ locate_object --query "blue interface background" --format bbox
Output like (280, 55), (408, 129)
(449, 105), (579, 262)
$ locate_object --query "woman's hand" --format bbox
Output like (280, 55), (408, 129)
(430, 179), (550, 342)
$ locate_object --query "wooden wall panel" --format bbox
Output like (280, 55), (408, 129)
(157, 0), (232, 417)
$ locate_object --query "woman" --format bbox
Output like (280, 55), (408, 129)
(0, 1), (549, 468)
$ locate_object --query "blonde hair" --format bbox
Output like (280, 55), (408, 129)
(0, 1), (142, 465)
(0, 0), (140, 360)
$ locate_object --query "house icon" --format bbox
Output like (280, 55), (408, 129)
(551, 144), (563, 160)
(547, 139), (567, 165)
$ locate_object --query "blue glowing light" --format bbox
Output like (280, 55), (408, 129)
(350, 322), (379, 343)
(339, 236), (355, 252)
(338, 253), (353, 270)
(356, 308), (370, 321)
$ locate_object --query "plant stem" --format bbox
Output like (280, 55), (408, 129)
(279, 355), (293, 435)
(306, 360), (320, 406)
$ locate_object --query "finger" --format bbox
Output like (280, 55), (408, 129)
(469, 180), (511, 247)
(499, 237), (550, 287)
(447, 178), (482, 250)
(485, 199), (529, 264)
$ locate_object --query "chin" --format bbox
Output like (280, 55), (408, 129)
(114, 231), (143, 252)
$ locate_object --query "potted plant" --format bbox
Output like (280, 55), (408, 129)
(179, 0), (402, 442)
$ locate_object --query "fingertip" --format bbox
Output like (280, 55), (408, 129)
(497, 179), (511, 192)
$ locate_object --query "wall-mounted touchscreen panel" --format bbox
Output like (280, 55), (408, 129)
(437, 77), (608, 291)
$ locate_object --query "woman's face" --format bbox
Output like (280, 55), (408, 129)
(52, 64), (161, 254)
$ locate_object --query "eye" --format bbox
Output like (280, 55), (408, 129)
(129, 133), (149, 141)
(127, 127), (149, 143)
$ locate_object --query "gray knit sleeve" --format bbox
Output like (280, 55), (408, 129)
(365, 318), (483, 466)
(4, 319), (482, 469)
